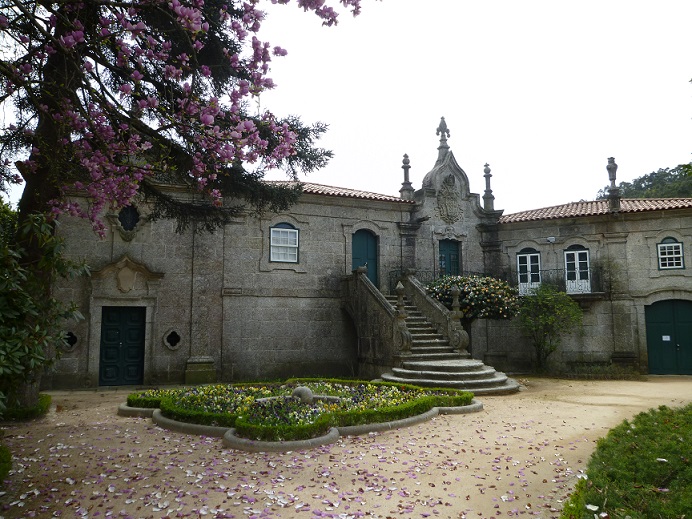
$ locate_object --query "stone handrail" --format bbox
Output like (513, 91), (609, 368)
(397, 273), (469, 354)
(342, 268), (412, 376)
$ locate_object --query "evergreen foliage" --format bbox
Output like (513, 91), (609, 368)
(1, 393), (52, 421)
(517, 284), (582, 372)
(0, 443), (11, 485)
(597, 162), (692, 199)
(0, 0), (362, 234)
(0, 0), (365, 410)
(0, 215), (88, 415)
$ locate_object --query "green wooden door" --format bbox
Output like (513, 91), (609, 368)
(99, 306), (146, 385)
(645, 300), (692, 375)
(439, 239), (460, 276)
(352, 229), (378, 287)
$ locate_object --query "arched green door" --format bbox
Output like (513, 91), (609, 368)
(645, 300), (692, 374)
(352, 229), (378, 287)
(439, 239), (460, 276)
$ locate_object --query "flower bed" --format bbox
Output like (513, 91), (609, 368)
(127, 379), (474, 442)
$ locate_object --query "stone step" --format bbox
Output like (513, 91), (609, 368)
(402, 358), (485, 372)
(411, 339), (451, 348)
(405, 352), (462, 362)
(407, 321), (435, 329)
(409, 346), (457, 355)
(393, 365), (497, 381)
(382, 294), (520, 396)
(390, 368), (508, 385)
(380, 372), (521, 395)
(409, 332), (445, 340)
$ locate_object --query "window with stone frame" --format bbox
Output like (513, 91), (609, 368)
(517, 248), (541, 295)
(564, 244), (591, 293)
(657, 237), (684, 270)
(270, 223), (299, 263)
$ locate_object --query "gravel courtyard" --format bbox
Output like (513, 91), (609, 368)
(1, 376), (691, 519)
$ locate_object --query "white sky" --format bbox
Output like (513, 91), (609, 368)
(259, 0), (692, 214)
(5, 1), (692, 214)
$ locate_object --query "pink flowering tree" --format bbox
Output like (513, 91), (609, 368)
(0, 0), (368, 407)
(0, 0), (367, 236)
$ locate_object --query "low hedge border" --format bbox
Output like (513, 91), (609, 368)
(1, 394), (52, 421)
(222, 400), (484, 452)
(0, 443), (11, 485)
(121, 381), (479, 450)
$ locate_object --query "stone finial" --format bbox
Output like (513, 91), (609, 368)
(607, 157), (618, 188)
(436, 117), (450, 143)
(399, 153), (414, 200)
(483, 163), (495, 211)
(606, 157), (621, 213)
(436, 117), (450, 161)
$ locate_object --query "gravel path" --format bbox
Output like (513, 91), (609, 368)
(1, 376), (691, 519)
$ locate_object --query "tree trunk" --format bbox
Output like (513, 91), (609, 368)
(11, 6), (87, 408)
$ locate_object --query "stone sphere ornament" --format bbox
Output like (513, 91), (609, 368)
(292, 386), (314, 404)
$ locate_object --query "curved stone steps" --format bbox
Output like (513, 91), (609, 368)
(381, 372), (520, 395)
(385, 294), (520, 396)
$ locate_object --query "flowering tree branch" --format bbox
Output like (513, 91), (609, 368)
(1, 0), (369, 234)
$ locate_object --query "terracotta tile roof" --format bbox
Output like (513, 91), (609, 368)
(268, 180), (414, 204)
(500, 198), (692, 223)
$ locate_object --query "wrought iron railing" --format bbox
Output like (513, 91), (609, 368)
(510, 267), (608, 295)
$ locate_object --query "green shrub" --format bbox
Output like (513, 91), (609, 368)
(235, 412), (335, 442)
(2, 393), (51, 421)
(518, 284), (582, 372)
(127, 381), (474, 442)
(561, 403), (692, 519)
(159, 396), (239, 428)
(0, 214), (88, 412)
(427, 275), (519, 321)
(127, 388), (186, 408)
(0, 443), (11, 485)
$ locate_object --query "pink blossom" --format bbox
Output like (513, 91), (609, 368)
(3, 0), (367, 232)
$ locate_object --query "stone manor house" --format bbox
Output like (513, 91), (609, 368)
(49, 118), (692, 393)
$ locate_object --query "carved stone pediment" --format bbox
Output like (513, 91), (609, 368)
(433, 225), (467, 241)
(92, 255), (164, 293)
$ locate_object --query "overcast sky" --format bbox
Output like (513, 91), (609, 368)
(259, 0), (692, 214)
(5, 1), (692, 214)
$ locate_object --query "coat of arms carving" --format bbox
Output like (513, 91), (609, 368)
(436, 175), (463, 224)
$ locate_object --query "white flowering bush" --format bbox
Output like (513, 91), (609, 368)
(427, 275), (519, 321)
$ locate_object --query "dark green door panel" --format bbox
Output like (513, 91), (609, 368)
(352, 229), (378, 287)
(645, 300), (692, 375)
(439, 239), (460, 276)
(99, 306), (146, 385)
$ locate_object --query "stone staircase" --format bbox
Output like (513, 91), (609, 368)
(380, 295), (520, 395)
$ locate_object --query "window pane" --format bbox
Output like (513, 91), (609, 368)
(518, 253), (540, 284)
(658, 243), (683, 269)
(270, 227), (299, 263)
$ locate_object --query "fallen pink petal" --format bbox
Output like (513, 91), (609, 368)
(1, 378), (691, 519)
